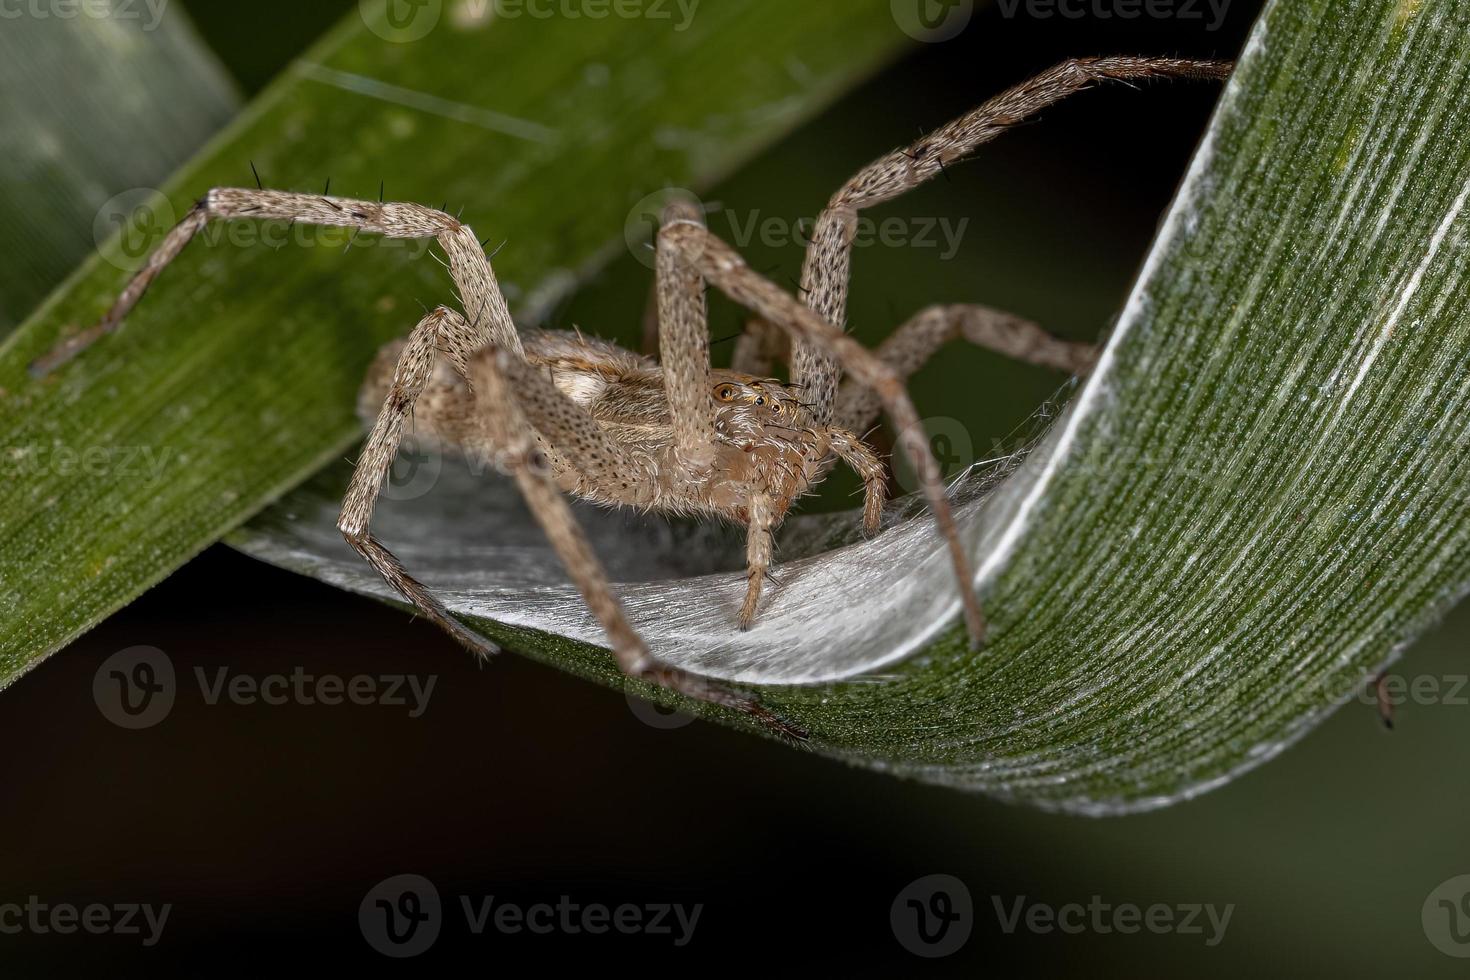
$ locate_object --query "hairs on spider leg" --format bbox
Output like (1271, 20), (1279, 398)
(782, 273), (810, 297)
(466, 293), (493, 334)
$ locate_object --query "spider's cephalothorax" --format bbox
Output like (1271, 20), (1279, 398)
(48, 57), (1231, 735)
(363, 329), (887, 558)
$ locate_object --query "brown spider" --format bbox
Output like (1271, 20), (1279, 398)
(35, 56), (1232, 736)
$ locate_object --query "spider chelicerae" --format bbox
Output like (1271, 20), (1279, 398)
(35, 56), (1231, 737)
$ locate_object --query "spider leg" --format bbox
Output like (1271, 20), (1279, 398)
(340, 305), (500, 653)
(30, 187), (521, 375)
(730, 316), (788, 377)
(659, 219), (987, 648)
(825, 427), (887, 535)
(490, 348), (652, 501)
(835, 303), (1098, 434)
(639, 276), (661, 357)
(738, 493), (776, 630)
(468, 346), (804, 740)
(793, 56), (1232, 423)
(654, 198), (718, 473)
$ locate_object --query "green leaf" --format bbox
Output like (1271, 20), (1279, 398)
(233, 0), (1470, 811)
(0, 4), (908, 681)
(9, 0), (1470, 817)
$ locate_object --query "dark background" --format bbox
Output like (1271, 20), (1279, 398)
(6, 0), (1469, 974)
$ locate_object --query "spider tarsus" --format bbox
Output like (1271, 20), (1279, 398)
(963, 609), (987, 651)
(1373, 672), (1396, 730)
(27, 330), (88, 378)
(745, 703), (809, 743)
(690, 676), (808, 742)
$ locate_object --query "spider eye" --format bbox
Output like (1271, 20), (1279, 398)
(754, 395), (765, 406)
(714, 384), (738, 401)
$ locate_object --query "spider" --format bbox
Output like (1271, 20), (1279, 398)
(35, 56), (1232, 737)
